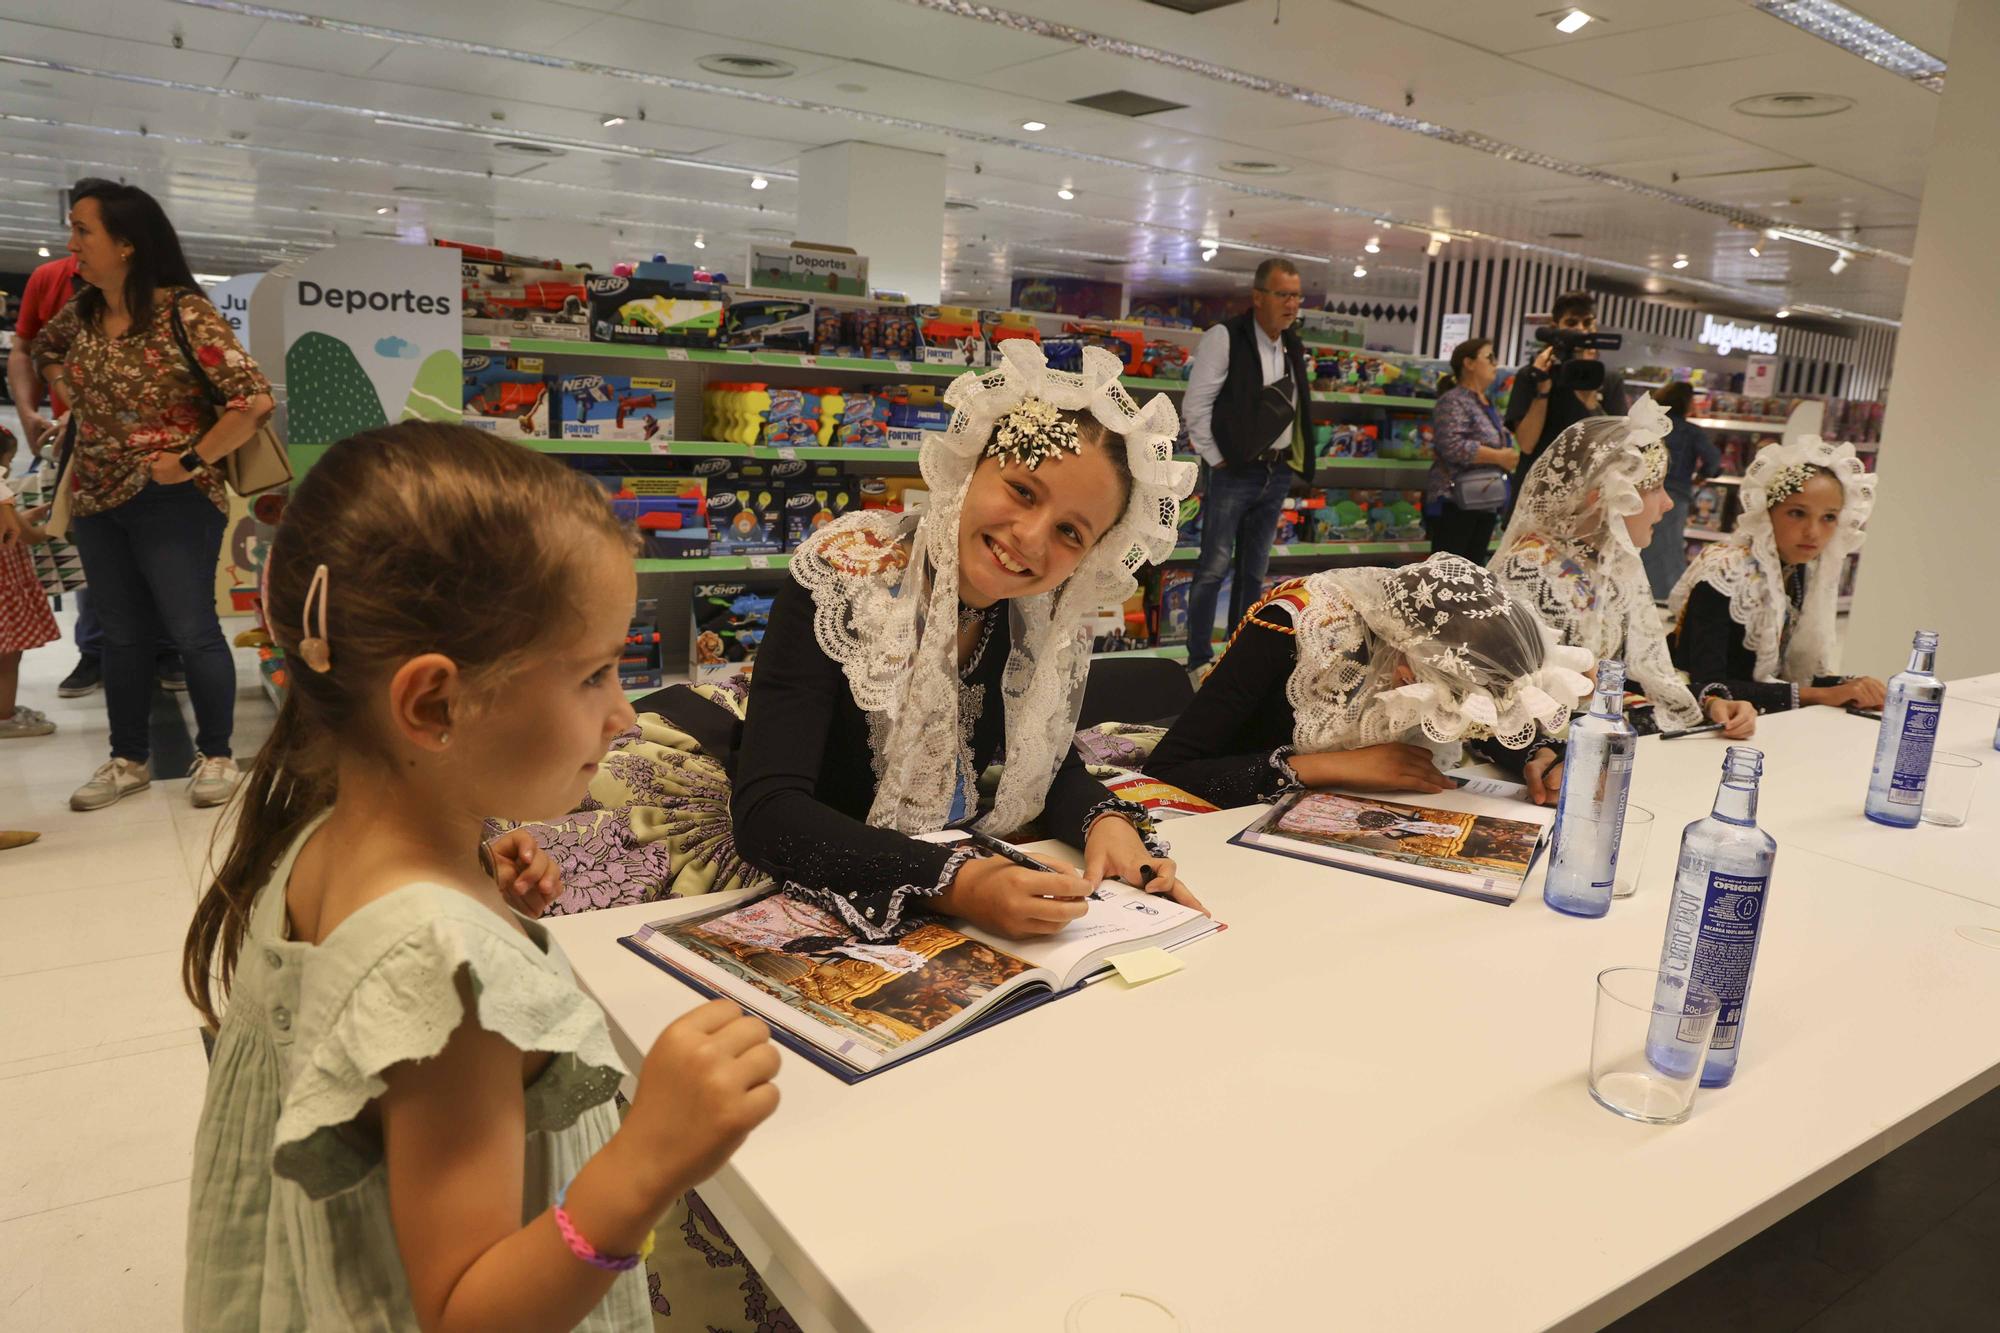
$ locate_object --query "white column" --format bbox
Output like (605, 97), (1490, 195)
(796, 141), (945, 304)
(1846, 2), (2000, 674)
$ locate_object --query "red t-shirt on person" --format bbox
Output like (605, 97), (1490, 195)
(15, 255), (80, 414)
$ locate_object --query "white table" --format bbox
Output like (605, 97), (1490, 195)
(548, 683), (2000, 1333)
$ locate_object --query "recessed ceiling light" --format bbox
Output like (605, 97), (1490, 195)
(1021, 120), (1047, 132)
(693, 236), (706, 249)
(1732, 92), (1855, 119)
(750, 176), (769, 190)
(1553, 9), (1596, 35)
(1057, 187), (1076, 200)
(37, 245), (50, 257)
(601, 114), (626, 127)
(696, 54), (797, 79)
(1364, 237), (1380, 253)
(1672, 254), (1689, 269)
(1776, 308), (1791, 318)
(375, 206), (392, 215)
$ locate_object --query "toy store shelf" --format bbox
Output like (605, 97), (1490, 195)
(1096, 645), (1190, 662)
(1686, 529), (1728, 542)
(532, 438), (750, 457)
(1167, 540), (1433, 562)
(1688, 417), (1785, 434)
(1312, 392), (1434, 411)
(634, 555), (792, 575)
(1316, 458), (1431, 475)
(463, 335), (1190, 396)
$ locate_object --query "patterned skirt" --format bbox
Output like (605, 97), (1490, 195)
(0, 539), (60, 655)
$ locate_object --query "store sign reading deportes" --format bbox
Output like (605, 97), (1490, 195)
(1696, 314), (1778, 357)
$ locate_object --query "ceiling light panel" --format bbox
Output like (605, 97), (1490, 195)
(1748, 0), (1946, 91)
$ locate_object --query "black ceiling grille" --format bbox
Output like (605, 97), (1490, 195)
(1140, 0), (1251, 12)
(1069, 90), (1188, 118)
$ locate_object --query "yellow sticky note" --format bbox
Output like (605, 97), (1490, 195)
(1106, 946), (1184, 987)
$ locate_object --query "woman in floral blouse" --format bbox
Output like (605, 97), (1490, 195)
(32, 183), (274, 814)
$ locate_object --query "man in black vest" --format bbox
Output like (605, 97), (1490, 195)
(1179, 257), (1313, 675)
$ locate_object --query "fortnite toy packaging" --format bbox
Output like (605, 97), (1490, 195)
(461, 353), (552, 439)
(555, 373), (674, 443)
(691, 583), (770, 687)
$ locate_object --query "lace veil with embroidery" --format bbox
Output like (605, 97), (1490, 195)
(1666, 435), (1874, 682)
(1488, 396), (1704, 727)
(1288, 554), (1595, 755)
(787, 341), (1196, 838)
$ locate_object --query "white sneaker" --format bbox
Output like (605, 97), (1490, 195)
(188, 753), (242, 809)
(0, 707), (56, 739)
(71, 758), (153, 811)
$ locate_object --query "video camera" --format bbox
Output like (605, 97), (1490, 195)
(1532, 324), (1624, 391)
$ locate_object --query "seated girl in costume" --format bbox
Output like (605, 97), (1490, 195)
(1488, 398), (1759, 801)
(732, 341), (1203, 941)
(1669, 436), (1883, 713)
(1143, 553), (1594, 808)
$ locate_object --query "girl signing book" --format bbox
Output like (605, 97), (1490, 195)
(732, 341), (1203, 939)
(1143, 553), (1594, 808)
(1669, 434), (1883, 713)
(182, 425), (780, 1332)
(1488, 399), (1758, 797)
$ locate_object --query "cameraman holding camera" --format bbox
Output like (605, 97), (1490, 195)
(1504, 291), (1620, 511)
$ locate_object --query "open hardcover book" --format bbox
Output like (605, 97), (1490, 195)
(1230, 785), (1554, 906)
(618, 833), (1221, 1082)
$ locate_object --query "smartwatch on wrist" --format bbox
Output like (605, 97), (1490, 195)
(178, 449), (208, 475)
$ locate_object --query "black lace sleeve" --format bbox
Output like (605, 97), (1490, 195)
(1676, 582), (1795, 713)
(1144, 616), (1303, 806)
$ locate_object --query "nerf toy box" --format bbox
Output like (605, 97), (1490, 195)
(691, 583), (771, 687)
(554, 373), (673, 443)
(461, 353), (552, 439)
(783, 463), (856, 546)
(610, 476), (709, 560)
(585, 272), (724, 348)
(620, 598), (665, 693)
(706, 461), (786, 555)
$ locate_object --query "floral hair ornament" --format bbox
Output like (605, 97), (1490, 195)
(296, 563), (332, 673)
(1763, 461), (1824, 507)
(989, 397), (1082, 471)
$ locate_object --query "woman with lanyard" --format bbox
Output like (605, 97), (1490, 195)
(1425, 337), (1521, 562)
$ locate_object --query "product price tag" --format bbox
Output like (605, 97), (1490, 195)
(776, 446), (798, 461)
(1270, 545), (1291, 557)
(1344, 543), (1362, 555)
(798, 355), (818, 368)
(892, 359), (913, 373)
(650, 439), (675, 456)
(489, 337), (511, 351)
(747, 554), (772, 570)
(665, 347), (688, 361)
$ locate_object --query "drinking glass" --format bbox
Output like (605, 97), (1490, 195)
(1589, 967), (1721, 1124)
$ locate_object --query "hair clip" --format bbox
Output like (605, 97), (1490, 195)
(987, 398), (1081, 471)
(297, 563), (332, 673)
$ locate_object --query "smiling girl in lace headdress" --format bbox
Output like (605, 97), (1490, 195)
(1144, 553), (1594, 809)
(731, 340), (1202, 943)
(1668, 434), (1883, 715)
(1488, 396), (1759, 751)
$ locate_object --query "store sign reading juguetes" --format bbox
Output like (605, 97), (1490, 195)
(1696, 315), (1778, 357)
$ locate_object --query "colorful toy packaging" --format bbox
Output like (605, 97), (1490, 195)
(1382, 417), (1434, 460)
(620, 598), (665, 693)
(585, 270), (724, 347)
(783, 463), (856, 546)
(707, 461), (785, 555)
(1319, 423), (1379, 461)
(691, 583), (771, 687)
(723, 298), (815, 352)
(610, 475), (709, 560)
(916, 305), (986, 365)
(458, 257), (591, 341)
(1157, 569), (1194, 643)
(461, 353), (552, 439)
(555, 373), (673, 443)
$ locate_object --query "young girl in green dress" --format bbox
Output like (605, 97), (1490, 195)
(181, 424), (780, 1332)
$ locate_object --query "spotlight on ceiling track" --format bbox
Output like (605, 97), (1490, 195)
(1021, 120), (1047, 132)
(1364, 236), (1380, 254)
(1057, 187), (1076, 200)
(1829, 251), (1851, 274)
(693, 236), (706, 249)
(601, 114), (626, 127)
(1776, 308), (1791, 318)
(1749, 244), (1762, 257)
(1352, 264), (1368, 279)
(38, 245), (50, 257)
(1672, 254), (1689, 269)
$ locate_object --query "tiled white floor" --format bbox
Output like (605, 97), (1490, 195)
(1, 591), (274, 1331)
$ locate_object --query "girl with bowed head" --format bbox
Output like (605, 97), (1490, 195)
(1144, 553), (1595, 807)
(1489, 397), (1759, 802)
(731, 342), (1203, 940)
(1669, 436), (1883, 713)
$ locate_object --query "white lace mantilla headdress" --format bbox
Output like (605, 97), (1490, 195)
(1489, 395), (1704, 727)
(1666, 435), (1874, 682)
(788, 341), (1196, 838)
(1288, 555), (1595, 754)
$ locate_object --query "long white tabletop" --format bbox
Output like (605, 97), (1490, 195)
(548, 681), (2000, 1333)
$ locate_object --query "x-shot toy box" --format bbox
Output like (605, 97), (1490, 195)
(585, 270), (725, 348)
(723, 297), (815, 352)
(461, 353), (552, 439)
(691, 583), (771, 688)
(555, 373), (674, 443)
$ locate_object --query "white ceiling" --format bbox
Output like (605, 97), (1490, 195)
(0, 0), (1955, 324)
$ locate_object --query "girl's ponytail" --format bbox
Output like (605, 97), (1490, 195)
(184, 692), (332, 1029)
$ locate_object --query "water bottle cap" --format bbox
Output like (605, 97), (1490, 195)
(1914, 630), (1939, 649)
(1595, 658), (1626, 692)
(1723, 744), (1764, 778)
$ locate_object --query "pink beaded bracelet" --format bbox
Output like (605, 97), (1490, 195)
(552, 1184), (653, 1273)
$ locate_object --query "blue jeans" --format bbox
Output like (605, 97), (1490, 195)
(1184, 459), (1294, 668)
(68, 482), (235, 763)
(1642, 499), (1691, 602)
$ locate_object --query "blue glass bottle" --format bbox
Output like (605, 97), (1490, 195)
(1865, 630), (1944, 827)
(1651, 746), (1778, 1088)
(1544, 659), (1636, 918)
